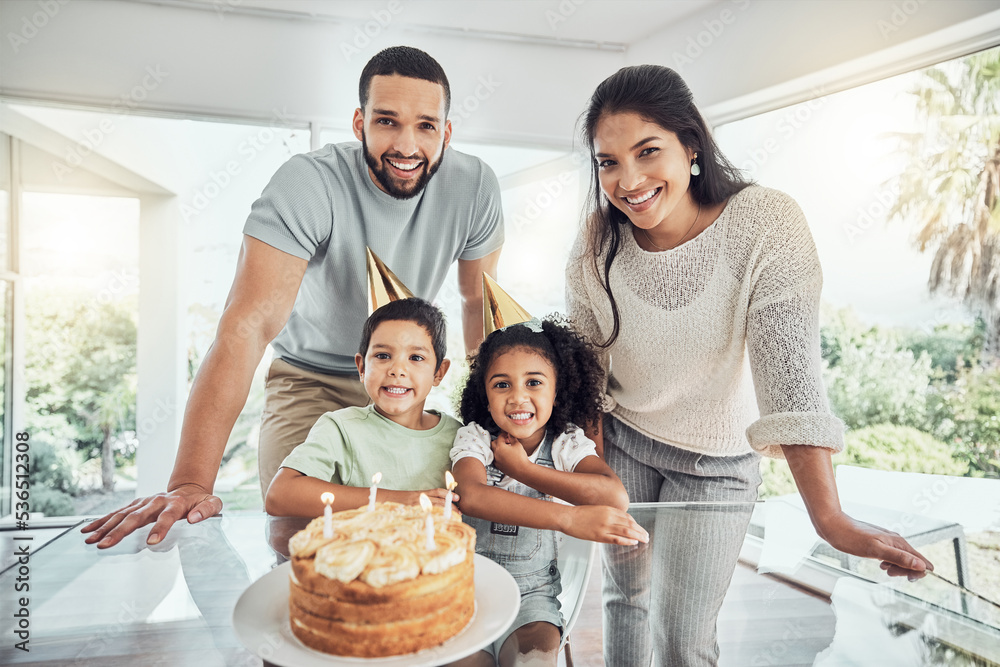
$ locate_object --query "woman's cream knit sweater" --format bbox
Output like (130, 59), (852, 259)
(565, 186), (844, 459)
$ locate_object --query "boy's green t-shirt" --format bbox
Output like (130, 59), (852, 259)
(280, 404), (461, 490)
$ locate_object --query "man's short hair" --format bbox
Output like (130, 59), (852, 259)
(358, 297), (448, 369)
(359, 46), (451, 116)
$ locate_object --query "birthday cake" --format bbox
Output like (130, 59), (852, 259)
(287, 501), (477, 657)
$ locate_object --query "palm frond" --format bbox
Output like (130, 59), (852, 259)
(889, 46), (1000, 348)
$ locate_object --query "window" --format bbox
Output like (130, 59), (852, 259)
(2, 105), (310, 517)
(714, 46), (1000, 621)
(0, 132), (12, 519)
(21, 193), (138, 517)
(714, 46), (1000, 487)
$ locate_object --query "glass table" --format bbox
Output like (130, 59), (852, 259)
(0, 503), (996, 666)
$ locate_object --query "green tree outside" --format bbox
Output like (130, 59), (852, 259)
(25, 287), (137, 511)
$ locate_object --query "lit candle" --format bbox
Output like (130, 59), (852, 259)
(419, 493), (435, 551)
(443, 471), (457, 521)
(367, 472), (382, 512)
(321, 492), (335, 539)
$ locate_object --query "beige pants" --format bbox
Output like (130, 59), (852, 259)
(257, 358), (370, 498)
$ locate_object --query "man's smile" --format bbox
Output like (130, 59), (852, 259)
(385, 156), (424, 180)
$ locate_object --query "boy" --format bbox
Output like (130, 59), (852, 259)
(264, 298), (459, 515)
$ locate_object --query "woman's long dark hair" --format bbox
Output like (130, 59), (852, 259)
(581, 64), (752, 347)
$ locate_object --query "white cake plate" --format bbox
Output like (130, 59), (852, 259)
(233, 555), (520, 666)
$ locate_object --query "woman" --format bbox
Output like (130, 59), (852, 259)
(565, 64), (933, 666)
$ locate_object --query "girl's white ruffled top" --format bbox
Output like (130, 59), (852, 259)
(450, 422), (598, 488)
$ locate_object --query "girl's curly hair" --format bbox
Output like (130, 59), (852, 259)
(459, 315), (605, 437)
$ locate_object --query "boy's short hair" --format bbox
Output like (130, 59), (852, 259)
(359, 46), (451, 116)
(358, 298), (447, 369)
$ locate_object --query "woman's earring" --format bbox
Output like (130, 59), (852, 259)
(690, 154), (701, 177)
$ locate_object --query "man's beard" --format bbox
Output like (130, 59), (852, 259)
(362, 132), (444, 200)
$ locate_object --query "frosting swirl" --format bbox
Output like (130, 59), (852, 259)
(290, 502), (475, 587)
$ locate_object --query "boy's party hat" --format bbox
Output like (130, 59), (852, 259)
(367, 247), (413, 314)
(483, 274), (533, 336)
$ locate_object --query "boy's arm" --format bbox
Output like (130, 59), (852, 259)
(452, 458), (646, 545)
(264, 468), (454, 517)
(265, 468), (372, 516)
(490, 435), (628, 509)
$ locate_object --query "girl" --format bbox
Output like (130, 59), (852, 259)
(451, 315), (647, 667)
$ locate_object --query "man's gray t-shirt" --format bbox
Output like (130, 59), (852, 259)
(242, 142), (504, 374)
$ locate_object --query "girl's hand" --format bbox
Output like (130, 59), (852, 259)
(404, 488), (460, 509)
(561, 505), (649, 545)
(490, 431), (530, 478)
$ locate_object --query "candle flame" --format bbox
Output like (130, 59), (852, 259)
(321, 492), (335, 505)
(372, 472), (382, 485)
(445, 470), (456, 490)
(419, 493), (432, 512)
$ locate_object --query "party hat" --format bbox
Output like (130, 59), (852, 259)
(367, 247), (414, 315)
(483, 274), (533, 337)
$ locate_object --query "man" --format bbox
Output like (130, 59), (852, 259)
(83, 46), (504, 548)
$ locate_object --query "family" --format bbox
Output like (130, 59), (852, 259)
(81, 46), (933, 666)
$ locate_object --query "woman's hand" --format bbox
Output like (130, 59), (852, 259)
(780, 445), (934, 581)
(560, 505), (650, 545)
(818, 511), (934, 580)
(81, 484), (222, 549)
(490, 431), (530, 479)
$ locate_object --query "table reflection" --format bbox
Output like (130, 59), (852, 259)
(266, 515), (309, 562)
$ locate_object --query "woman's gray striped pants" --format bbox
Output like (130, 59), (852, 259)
(601, 415), (762, 667)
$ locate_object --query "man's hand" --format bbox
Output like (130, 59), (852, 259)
(490, 431), (530, 479)
(457, 248), (501, 355)
(560, 505), (649, 546)
(819, 511), (934, 580)
(81, 484), (222, 549)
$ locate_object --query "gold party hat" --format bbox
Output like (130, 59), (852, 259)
(367, 247), (414, 315)
(483, 274), (533, 337)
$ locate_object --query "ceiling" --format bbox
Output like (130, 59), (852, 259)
(148, 0), (717, 48)
(6, 0), (999, 147)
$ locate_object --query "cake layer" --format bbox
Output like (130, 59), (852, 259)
(291, 550), (474, 604)
(290, 565), (473, 624)
(290, 593), (475, 658)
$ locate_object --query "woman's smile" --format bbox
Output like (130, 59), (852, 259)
(620, 186), (662, 212)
